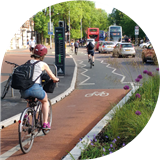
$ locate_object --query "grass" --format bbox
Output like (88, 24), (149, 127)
(79, 68), (160, 159)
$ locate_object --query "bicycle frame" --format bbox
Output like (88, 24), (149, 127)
(19, 100), (42, 133)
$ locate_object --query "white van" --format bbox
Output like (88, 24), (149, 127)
(86, 39), (95, 46)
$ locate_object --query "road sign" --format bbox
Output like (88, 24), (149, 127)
(48, 32), (53, 35)
(135, 26), (139, 35)
(48, 22), (53, 32)
(135, 31), (139, 35)
(55, 27), (65, 76)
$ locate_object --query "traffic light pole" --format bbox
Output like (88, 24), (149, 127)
(49, 6), (52, 49)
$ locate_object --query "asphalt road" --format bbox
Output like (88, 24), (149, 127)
(72, 47), (158, 90)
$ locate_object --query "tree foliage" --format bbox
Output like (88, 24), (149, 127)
(33, 1), (146, 43)
(108, 8), (145, 39)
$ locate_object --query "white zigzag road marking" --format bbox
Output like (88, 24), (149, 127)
(78, 60), (95, 86)
(96, 59), (138, 89)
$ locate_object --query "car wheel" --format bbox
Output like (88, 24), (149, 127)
(118, 53), (122, 58)
(132, 55), (135, 58)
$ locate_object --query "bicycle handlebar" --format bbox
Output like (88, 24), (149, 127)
(5, 61), (19, 67)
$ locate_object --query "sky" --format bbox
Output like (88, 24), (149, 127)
(93, 1), (113, 14)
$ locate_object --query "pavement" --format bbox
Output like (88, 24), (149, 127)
(0, 45), (139, 160)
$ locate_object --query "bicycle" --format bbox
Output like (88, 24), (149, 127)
(88, 57), (94, 69)
(18, 96), (52, 154)
(1, 61), (19, 99)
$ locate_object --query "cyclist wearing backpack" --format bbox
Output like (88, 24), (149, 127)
(20, 44), (59, 129)
(87, 41), (95, 66)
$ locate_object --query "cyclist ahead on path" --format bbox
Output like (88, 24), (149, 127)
(74, 40), (79, 54)
(20, 44), (59, 129)
(87, 41), (95, 66)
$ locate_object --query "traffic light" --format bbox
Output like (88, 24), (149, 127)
(59, 21), (64, 27)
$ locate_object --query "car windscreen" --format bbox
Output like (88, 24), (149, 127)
(103, 42), (115, 45)
(122, 44), (133, 48)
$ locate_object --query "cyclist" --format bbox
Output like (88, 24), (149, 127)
(87, 41), (95, 66)
(20, 44), (59, 129)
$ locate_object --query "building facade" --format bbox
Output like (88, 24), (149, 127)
(9, 18), (35, 50)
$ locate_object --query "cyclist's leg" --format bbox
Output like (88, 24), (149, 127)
(39, 93), (49, 124)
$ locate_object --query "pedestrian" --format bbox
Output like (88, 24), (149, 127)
(74, 40), (79, 55)
(29, 38), (36, 53)
(71, 39), (74, 52)
(27, 39), (29, 49)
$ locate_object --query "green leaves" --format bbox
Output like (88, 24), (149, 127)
(108, 8), (145, 38)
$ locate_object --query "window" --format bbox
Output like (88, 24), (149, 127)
(90, 29), (97, 32)
(122, 44), (133, 48)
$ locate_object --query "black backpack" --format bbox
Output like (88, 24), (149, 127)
(88, 42), (94, 50)
(11, 60), (41, 90)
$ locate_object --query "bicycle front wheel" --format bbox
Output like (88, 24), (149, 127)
(1, 76), (11, 99)
(42, 99), (52, 135)
(18, 107), (35, 154)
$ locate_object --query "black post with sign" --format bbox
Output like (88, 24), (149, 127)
(55, 27), (65, 76)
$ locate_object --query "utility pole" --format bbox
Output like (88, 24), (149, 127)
(49, 6), (52, 49)
(69, 10), (70, 45)
(81, 8), (82, 41)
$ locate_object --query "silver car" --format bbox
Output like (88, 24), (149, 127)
(113, 43), (136, 58)
(98, 41), (115, 53)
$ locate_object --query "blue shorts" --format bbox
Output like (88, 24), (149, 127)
(20, 83), (46, 100)
(88, 50), (94, 56)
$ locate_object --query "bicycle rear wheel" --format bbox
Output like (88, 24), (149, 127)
(1, 76), (11, 99)
(42, 99), (52, 135)
(18, 107), (35, 154)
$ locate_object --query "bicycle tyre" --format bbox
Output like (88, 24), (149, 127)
(18, 107), (35, 154)
(1, 76), (11, 99)
(42, 99), (52, 135)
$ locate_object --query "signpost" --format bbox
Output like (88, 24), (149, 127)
(135, 26), (139, 46)
(55, 27), (65, 76)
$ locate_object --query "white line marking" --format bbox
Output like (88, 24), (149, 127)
(85, 91), (109, 97)
(78, 60), (95, 86)
(96, 59), (138, 88)
(0, 131), (44, 160)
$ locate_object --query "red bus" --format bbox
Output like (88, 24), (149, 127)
(87, 28), (99, 41)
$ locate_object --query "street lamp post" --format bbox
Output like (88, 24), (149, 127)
(69, 10), (70, 45)
(49, 6), (52, 49)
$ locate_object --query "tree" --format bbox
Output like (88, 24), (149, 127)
(108, 8), (145, 39)
(33, 11), (49, 44)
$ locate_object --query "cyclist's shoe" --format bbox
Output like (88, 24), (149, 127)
(42, 122), (51, 130)
(92, 62), (94, 66)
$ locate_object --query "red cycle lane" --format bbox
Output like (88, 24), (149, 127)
(1, 88), (129, 160)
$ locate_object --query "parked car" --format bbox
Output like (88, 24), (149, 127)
(141, 44), (158, 65)
(95, 41), (103, 51)
(86, 39), (95, 46)
(112, 42), (136, 58)
(139, 41), (151, 49)
(98, 41), (116, 53)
